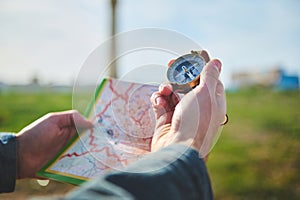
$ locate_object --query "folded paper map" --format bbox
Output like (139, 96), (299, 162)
(38, 78), (158, 185)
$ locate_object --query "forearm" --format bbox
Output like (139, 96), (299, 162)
(0, 133), (17, 193)
(106, 144), (213, 200)
(65, 144), (213, 200)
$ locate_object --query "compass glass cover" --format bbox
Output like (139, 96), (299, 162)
(167, 54), (205, 84)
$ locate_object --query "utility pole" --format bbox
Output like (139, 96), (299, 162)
(109, 0), (117, 78)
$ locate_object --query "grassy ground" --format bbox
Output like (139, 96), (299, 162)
(0, 88), (299, 199)
(208, 88), (300, 199)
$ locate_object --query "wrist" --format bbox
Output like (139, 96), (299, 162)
(16, 134), (33, 179)
(172, 139), (209, 161)
(168, 129), (206, 157)
(172, 138), (200, 153)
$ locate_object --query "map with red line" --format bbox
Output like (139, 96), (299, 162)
(39, 78), (158, 184)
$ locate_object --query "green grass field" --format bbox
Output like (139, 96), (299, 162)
(208, 88), (300, 199)
(0, 88), (299, 199)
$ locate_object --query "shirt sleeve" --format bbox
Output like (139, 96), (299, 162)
(0, 132), (17, 193)
(65, 144), (213, 200)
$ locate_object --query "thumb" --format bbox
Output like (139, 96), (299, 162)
(72, 111), (94, 129)
(198, 59), (222, 93)
(150, 91), (170, 120)
(53, 110), (93, 129)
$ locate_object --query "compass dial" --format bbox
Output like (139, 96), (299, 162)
(167, 53), (205, 85)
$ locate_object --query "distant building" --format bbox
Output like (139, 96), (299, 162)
(232, 68), (299, 90)
(275, 70), (299, 90)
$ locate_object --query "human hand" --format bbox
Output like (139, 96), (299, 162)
(16, 110), (93, 179)
(151, 58), (226, 157)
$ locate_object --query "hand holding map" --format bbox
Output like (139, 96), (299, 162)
(38, 78), (158, 185)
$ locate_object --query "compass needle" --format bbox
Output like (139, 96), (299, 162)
(187, 71), (195, 80)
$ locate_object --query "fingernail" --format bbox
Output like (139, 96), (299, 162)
(155, 96), (162, 105)
(159, 83), (167, 91)
(159, 83), (173, 95)
(212, 60), (222, 72)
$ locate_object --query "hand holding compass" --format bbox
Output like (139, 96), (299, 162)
(166, 50), (228, 126)
(151, 55), (228, 155)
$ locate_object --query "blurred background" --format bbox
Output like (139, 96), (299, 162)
(0, 0), (299, 199)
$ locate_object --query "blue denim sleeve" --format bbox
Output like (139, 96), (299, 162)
(65, 144), (213, 200)
(0, 133), (17, 193)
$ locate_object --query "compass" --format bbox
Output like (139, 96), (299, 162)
(167, 50), (208, 93)
(167, 50), (229, 125)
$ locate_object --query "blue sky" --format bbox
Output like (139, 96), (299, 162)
(1, 0), (299, 87)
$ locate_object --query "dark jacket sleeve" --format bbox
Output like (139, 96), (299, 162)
(65, 144), (213, 200)
(0, 133), (17, 193)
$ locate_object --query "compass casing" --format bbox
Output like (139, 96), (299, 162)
(167, 51), (207, 93)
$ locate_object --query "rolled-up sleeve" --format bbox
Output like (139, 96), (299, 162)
(0, 133), (17, 193)
(65, 144), (213, 200)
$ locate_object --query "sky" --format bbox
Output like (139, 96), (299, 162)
(1, 0), (300, 88)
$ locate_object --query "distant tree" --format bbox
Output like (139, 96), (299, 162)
(30, 74), (40, 85)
